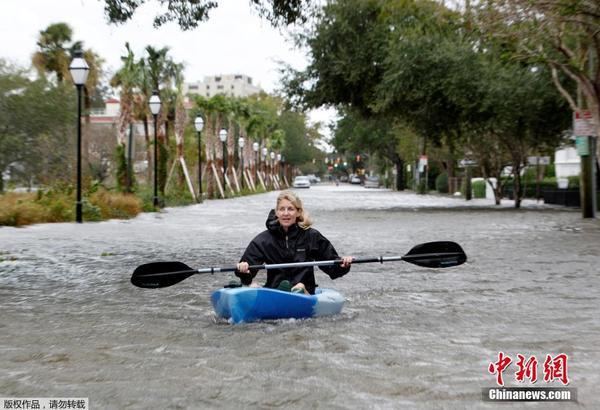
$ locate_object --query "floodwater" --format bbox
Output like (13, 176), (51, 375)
(1, 185), (599, 409)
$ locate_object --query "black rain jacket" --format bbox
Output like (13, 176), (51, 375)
(234, 210), (350, 294)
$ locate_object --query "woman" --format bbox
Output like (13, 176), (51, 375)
(235, 190), (353, 294)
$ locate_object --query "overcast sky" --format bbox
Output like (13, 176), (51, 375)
(1, 0), (337, 142)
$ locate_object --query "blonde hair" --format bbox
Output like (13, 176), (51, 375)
(276, 190), (313, 229)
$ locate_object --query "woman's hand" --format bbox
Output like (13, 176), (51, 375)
(340, 256), (354, 268)
(237, 261), (250, 274)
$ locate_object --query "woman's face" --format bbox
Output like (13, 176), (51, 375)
(276, 198), (299, 230)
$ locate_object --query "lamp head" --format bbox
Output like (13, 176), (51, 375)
(194, 116), (204, 132)
(149, 90), (161, 115)
(69, 50), (89, 86)
(219, 129), (227, 142)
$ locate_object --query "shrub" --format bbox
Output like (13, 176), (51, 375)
(567, 176), (580, 188)
(472, 180), (486, 198)
(0, 193), (46, 226)
(435, 172), (449, 193)
(0, 186), (142, 227)
(89, 189), (142, 219)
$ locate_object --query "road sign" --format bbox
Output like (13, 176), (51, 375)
(418, 156), (428, 172)
(576, 136), (590, 156)
(527, 156), (550, 165)
(573, 110), (597, 136)
(459, 159), (477, 167)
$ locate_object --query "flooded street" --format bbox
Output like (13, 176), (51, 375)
(1, 185), (599, 408)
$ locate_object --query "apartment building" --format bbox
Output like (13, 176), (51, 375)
(185, 74), (263, 98)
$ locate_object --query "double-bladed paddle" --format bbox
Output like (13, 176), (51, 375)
(131, 241), (466, 289)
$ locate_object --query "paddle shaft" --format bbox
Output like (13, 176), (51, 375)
(131, 241), (467, 288)
(136, 251), (464, 278)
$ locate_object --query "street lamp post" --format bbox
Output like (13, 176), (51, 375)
(262, 147), (268, 186)
(149, 90), (162, 208)
(69, 50), (89, 223)
(277, 153), (282, 181)
(252, 142), (259, 183)
(219, 129), (227, 190)
(194, 116), (204, 203)
(219, 128), (228, 172)
(238, 137), (245, 189)
(270, 151), (275, 174)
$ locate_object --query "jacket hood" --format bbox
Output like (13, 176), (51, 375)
(265, 209), (280, 232)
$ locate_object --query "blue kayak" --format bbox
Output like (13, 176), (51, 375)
(211, 287), (345, 324)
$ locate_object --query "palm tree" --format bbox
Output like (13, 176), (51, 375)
(144, 45), (179, 196)
(33, 24), (104, 184)
(212, 94), (231, 195)
(246, 111), (268, 189)
(195, 95), (220, 198)
(232, 98), (251, 189)
(71, 43), (104, 177)
(110, 43), (139, 191)
(132, 58), (153, 183)
(170, 62), (196, 199)
(32, 23), (73, 83)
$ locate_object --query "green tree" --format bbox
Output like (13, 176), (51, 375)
(0, 62), (29, 192)
(279, 110), (312, 166)
(466, 59), (569, 207)
(283, 0), (459, 190)
(0, 61), (76, 189)
(473, 0), (600, 158)
(102, 0), (314, 30)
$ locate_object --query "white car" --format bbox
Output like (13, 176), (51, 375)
(292, 176), (311, 188)
(350, 175), (361, 184)
(364, 176), (380, 188)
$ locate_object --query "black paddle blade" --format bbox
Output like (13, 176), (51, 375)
(403, 241), (466, 268)
(131, 261), (196, 288)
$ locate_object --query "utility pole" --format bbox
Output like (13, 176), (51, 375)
(576, 135), (597, 218)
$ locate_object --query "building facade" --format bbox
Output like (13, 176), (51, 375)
(185, 74), (262, 98)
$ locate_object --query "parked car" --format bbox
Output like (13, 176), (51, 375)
(307, 174), (320, 184)
(350, 174), (362, 184)
(292, 175), (311, 188)
(339, 175), (349, 183)
(364, 175), (380, 188)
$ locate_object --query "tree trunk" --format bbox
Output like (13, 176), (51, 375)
(174, 97), (187, 188)
(157, 120), (168, 197)
(513, 164), (523, 209)
(492, 180), (502, 205)
(144, 117), (151, 184)
(205, 116), (216, 198)
(394, 154), (404, 191)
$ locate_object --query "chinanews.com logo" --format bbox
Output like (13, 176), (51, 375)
(483, 352), (577, 402)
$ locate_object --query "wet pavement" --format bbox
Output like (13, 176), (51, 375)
(1, 184), (599, 408)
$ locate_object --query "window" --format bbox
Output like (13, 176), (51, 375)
(215, 76), (221, 82)
(234, 75), (242, 80)
(189, 85), (198, 90)
(217, 85), (224, 90)
(206, 85), (210, 89)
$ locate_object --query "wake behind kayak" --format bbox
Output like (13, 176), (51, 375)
(211, 287), (345, 324)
